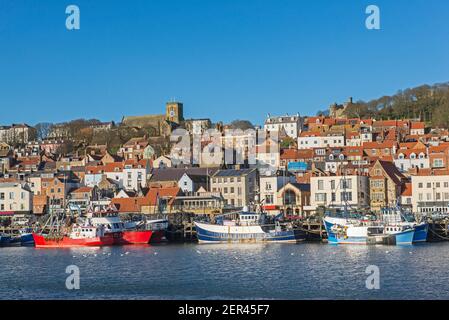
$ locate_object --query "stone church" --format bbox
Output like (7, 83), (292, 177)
(121, 101), (184, 137)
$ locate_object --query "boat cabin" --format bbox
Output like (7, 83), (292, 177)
(70, 225), (105, 239)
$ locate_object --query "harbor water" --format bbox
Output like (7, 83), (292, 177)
(1, 243), (448, 300)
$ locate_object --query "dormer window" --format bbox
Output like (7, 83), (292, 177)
(398, 153), (405, 159)
(410, 153), (416, 160)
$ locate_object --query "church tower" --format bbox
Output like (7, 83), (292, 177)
(166, 101), (184, 124)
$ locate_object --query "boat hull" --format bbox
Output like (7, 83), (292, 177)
(113, 230), (153, 245)
(324, 220), (416, 245)
(194, 222), (306, 244)
(394, 228), (415, 245)
(412, 223), (428, 243)
(32, 233), (114, 248)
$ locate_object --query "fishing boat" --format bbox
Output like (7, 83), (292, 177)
(19, 228), (35, 246)
(194, 210), (307, 244)
(33, 224), (114, 248)
(380, 206), (428, 243)
(0, 233), (12, 246)
(323, 217), (415, 245)
(90, 216), (153, 245)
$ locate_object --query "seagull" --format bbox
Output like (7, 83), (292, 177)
(125, 252), (130, 255)
(93, 254), (97, 257)
(82, 254), (87, 258)
(154, 252), (158, 255)
(196, 250), (202, 254)
(72, 256), (76, 258)
(120, 254), (124, 256)
(290, 253), (294, 256)
(385, 251), (390, 254)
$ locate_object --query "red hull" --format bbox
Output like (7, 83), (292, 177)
(113, 230), (153, 245)
(32, 233), (114, 248)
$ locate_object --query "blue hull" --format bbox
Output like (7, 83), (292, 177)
(394, 229), (415, 245)
(324, 220), (417, 245)
(195, 224), (307, 243)
(412, 223), (428, 243)
(20, 233), (35, 246)
(324, 221), (368, 245)
(0, 235), (12, 246)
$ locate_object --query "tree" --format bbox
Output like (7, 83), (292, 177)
(229, 120), (254, 130)
(35, 122), (53, 140)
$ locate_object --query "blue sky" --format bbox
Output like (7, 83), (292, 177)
(1, 0), (449, 126)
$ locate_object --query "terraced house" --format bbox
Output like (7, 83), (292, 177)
(211, 168), (258, 208)
(369, 160), (406, 212)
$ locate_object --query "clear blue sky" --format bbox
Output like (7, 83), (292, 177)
(1, 0), (449, 126)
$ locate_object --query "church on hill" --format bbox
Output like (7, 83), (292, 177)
(121, 101), (184, 137)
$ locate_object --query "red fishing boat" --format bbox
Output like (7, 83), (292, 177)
(33, 225), (114, 248)
(90, 216), (152, 245)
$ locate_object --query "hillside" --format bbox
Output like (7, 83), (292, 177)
(323, 82), (449, 128)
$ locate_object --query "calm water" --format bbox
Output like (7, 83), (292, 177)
(1, 242), (448, 300)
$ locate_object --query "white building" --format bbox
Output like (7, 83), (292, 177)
(394, 149), (429, 172)
(123, 159), (150, 191)
(264, 114), (302, 139)
(153, 155), (172, 169)
(0, 183), (33, 213)
(259, 171), (296, 211)
(411, 173), (449, 214)
(298, 133), (345, 150)
(310, 174), (369, 210)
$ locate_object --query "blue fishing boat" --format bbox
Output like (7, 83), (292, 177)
(19, 228), (34, 246)
(195, 211), (306, 243)
(324, 217), (416, 245)
(0, 233), (12, 246)
(381, 206), (428, 243)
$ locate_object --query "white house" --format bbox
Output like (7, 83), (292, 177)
(264, 114), (302, 139)
(310, 174), (369, 210)
(123, 159), (150, 191)
(394, 149), (429, 172)
(410, 122), (425, 136)
(411, 172), (449, 214)
(259, 171), (296, 214)
(153, 155), (172, 169)
(0, 182), (33, 213)
(178, 173), (208, 193)
(298, 132), (345, 150)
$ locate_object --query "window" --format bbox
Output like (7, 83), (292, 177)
(318, 180), (324, 190)
(315, 193), (327, 202)
(9, 192), (14, 200)
(433, 159), (444, 168)
(0, 193), (4, 200)
(341, 192), (352, 202)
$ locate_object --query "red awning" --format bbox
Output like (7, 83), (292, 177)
(262, 205), (278, 210)
(0, 212), (14, 216)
